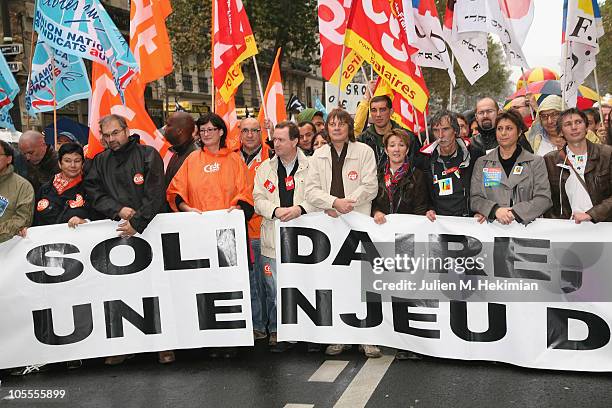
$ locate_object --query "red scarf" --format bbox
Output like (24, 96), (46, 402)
(52, 173), (82, 195)
(384, 161), (410, 213)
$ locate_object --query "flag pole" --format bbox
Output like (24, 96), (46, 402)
(520, 67), (535, 120)
(448, 54), (455, 111)
(336, 43), (346, 107)
(26, 2), (38, 130)
(252, 55), (269, 123)
(359, 65), (371, 98)
(423, 107), (430, 144)
(210, 0), (215, 111)
(51, 53), (58, 150)
(593, 66), (605, 126)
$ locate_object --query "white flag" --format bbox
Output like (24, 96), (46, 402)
(560, 0), (604, 107)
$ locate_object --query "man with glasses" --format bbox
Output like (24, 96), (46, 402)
(18, 130), (60, 192)
(84, 114), (168, 365)
(238, 117), (268, 342)
(525, 95), (578, 156)
(0, 140), (34, 243)
(471, 96), (533, 154)
(298, 121), (316, 156)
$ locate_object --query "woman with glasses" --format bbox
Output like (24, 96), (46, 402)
(305, 107), (381, 359)
(167, 112), (254, 216)
(471, 110), (552, 225)
(167, 112), (254, 359)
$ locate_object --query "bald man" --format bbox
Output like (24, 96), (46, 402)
(18, 130), (60, 192)
(163, 111), (196, 190)
(239, 117), (268, 341)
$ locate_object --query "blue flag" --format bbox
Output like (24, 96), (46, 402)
(34, 0), (138, 101)
(314, 97), (328, 121)
(0, 53), (18, 130)
(25, 40), (91, 116)
(0, 103), (15, 131)
(0, 52), (19, 111)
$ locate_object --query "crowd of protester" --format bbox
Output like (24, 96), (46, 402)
(1, 89), (611, 374)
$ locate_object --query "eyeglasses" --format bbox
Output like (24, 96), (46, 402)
(240, 128), (261, 135)
(101, 127), (126, 139)
(199, 127), (219, 134)
(476, 109), (496, 117)
(540, 112), (560, 122)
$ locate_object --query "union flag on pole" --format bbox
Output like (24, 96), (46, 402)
(212, 0), (258, 102)
(86, 62), (172, 162)
(561, 0), (604, 108)
(129, 0), (173, 92)
(257, 49), (287, 141)
(344, 0), (429, 112)
(215, 88), (241, 152)
(318, 0), (363, 87)
(374, 78), (426, 134)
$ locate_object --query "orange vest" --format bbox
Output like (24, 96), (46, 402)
(241, 144), (269, 240)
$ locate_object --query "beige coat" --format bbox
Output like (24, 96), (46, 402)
(253, 149), (312, 258)
(306, 141), (378, 216)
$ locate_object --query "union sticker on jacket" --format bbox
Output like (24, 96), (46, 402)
(438, 178), (453, 196)
(0, 195), (8, 217)
(483, 167), (502, 187)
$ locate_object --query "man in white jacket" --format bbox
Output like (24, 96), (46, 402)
(305, 108), (381, 358)
(253, 121), (312, 352)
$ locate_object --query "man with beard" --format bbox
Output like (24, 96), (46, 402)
(471, 97), (533, 154)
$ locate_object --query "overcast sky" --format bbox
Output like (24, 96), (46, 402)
(509, 0), (564, 84)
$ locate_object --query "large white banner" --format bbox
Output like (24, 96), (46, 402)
(325, 82), (368, 114)
(0, 211), (252, 369)
(276, 213), (612, 372)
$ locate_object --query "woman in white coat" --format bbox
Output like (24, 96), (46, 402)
(305, 108), (381, 358)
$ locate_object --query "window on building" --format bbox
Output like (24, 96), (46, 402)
(165, 73), (176, 90)
(182, 72), (193, 92)
(198, 75), (208, 94)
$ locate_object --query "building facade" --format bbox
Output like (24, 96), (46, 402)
(0, 0), (324, 132)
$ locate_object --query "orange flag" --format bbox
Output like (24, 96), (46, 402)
(130, 0), (173, 89)
(86, 62), (172, 163)
(257, 48), (286, 141)
(215, 88), (241, 152)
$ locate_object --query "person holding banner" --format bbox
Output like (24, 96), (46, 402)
(305, 108), (381, 358)
(372, 128), (428, 224)
(238, 117), (269, 342)
(419, 111), (484, 222)
(167, 112), (254, 359)
(33, 143), (91, 229)
(471, 110), (552, 225)
(84, 114), (170, 365)
(544, 108), (612, 223)
(253, 121), (312, 353)
(0, 140), (34, 244)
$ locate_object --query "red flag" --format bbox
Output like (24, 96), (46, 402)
(86, 63), (171, 163)
(212, 0), (258, 102)
(257, 49), (286, 141)
(215, 88), (241, 152)
(318, 0), (363, 87)
(374, 78), (425, 134)
(344, 0), (429, 111)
